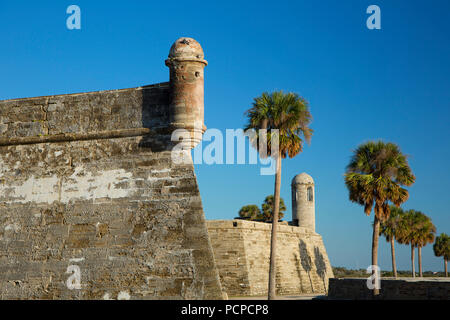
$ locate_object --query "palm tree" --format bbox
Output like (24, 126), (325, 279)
(344, 141), (415, 295)
(261, 195), (286, 222)
(414, 212), (436, 277)
(245, 91), (312, 300)
(238, 205), (261, 220)
(379, 205), (404, 278)
(396, 210), (421, 277)
(433, 233), (450, 277)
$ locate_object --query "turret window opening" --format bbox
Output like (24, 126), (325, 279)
(307, 187), (313, 202)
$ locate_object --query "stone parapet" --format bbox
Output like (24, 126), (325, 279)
(207, 219), (333, 297)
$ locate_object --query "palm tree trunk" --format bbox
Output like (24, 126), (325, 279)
(268, 154), (282, 300)
(371, 215), (381, 296)
(390, 238), (397, 278)
(445, 259), (448, 277)
(411, 244), (415, 278)
(418, 246), (423, 277)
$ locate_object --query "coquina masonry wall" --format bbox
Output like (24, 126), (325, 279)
(207, 220), (334, 297)
(328, 278), (450, 300)
(0, 82), (224, 299)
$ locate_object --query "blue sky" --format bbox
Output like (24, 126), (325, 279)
(0, 1), (449, 272)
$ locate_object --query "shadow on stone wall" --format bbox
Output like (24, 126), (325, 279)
(314, 246), (327, 293)
(299, 240), (314, 293)
(138, 84), (173, 152)
(293, 252), (305, 293)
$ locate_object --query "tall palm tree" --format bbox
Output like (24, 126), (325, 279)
(344, 141), (415, 295)
(245, 91), (312, 300)
(397, 210), (421, 277)
(433, 233), (449, 277)
(414, 212), (436, 277)
(379, 205), (404, 278)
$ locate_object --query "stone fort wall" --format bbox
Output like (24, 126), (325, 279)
(0, 82), (224, 299)
(328, 278), (450, 300)
(207, 220), (334, 297)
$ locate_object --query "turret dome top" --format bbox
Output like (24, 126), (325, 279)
(167, 37), (207, 65)
(292, 172), (314, 185)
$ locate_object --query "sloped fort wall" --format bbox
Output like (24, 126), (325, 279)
(0, 38), (224, 299)
(207, 220), (334, 297)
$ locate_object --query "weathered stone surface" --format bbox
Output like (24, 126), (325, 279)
(0, 38), (224, 300)
(207, 220), (334, 297)
(328, 278), (450, 300)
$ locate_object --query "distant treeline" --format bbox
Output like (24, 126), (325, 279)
(332, 266), (446, 278)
